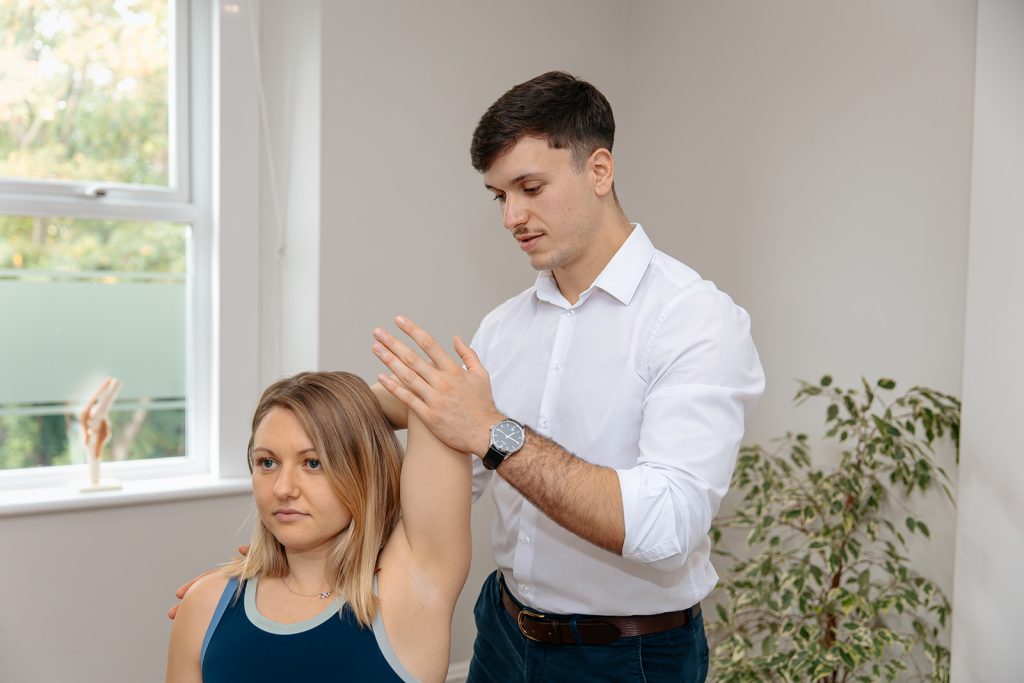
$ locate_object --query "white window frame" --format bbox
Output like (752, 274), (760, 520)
(0, 0), (259, 507)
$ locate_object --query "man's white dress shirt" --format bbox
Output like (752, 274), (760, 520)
(470, 225), (765, 616)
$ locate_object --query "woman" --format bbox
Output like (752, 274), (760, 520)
(165, 371), (471, 683)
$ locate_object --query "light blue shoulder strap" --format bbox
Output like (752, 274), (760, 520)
(200, 576), (239, 666)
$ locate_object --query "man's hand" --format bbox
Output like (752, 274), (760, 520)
(372, 316), (501, 456)
(167, 545), (248, 620)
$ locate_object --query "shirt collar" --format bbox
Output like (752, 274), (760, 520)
(534, 224), (655, 307)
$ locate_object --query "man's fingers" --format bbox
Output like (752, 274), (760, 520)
(378, 373), (431, 418)
(373, 328), (439, 380)
(453, 335), (484, 373)
(175, 567), (217, 600)
(372, 340), (435, 399)
(168, 604), (180, 620)
(395, 316), (459, 370)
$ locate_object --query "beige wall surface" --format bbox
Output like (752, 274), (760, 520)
(0, 495), (252, 683)
(951, 0), (1024, 680)
(617, 0), (975, 436)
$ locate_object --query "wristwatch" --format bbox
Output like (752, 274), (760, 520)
(482, 418), (526, 470)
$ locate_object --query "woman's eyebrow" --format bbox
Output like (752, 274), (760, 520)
(252, 446), (317, 455)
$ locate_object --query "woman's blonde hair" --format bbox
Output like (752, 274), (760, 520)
(226, 371), (402, 626)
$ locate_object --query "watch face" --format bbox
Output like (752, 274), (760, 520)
(491, 419), (525, 454)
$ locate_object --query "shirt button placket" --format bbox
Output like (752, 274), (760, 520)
(517, 305), (577, 601)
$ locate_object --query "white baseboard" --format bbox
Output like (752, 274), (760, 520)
(446, 660), (470, 682)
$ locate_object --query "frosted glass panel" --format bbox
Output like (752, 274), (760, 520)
(0, 278), (186, 405)
(0, 216), (189, 470)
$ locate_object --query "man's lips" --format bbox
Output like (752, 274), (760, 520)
(516, 232), (543, 252)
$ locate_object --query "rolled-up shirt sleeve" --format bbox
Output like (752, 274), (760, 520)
(617, 288), (765, 572)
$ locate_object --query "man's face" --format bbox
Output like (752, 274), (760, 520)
(483, 136), (601, 277)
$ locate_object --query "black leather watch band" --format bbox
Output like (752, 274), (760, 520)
(482, 445), (506, 470)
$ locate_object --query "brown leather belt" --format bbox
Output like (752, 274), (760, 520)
(499, 578), (700, 646)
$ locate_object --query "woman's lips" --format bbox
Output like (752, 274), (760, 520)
(274, 510), (308, 522)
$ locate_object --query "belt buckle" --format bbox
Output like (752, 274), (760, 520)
(517, 608), (548, 642)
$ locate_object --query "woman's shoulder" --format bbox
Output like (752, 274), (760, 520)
(180, 569), (234, 621)
(167, 569), (237, 679)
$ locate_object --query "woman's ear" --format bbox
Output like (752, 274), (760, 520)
(587, 148), (615, 198)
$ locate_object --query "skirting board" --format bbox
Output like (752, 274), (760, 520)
(446, 660), (470, 682)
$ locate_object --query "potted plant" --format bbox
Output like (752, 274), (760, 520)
(709, 377), (959, 682)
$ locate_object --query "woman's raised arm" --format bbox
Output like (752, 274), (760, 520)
(395, 411), (472, 600)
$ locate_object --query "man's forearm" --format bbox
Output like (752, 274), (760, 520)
(494, 428), (625, 555)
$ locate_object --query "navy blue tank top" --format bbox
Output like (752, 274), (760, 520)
(201, 577), (416, 682)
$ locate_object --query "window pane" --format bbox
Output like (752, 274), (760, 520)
(0, 215), (188, 470)
(0, 0), (171, 186)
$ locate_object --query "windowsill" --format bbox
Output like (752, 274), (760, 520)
(0, 475), (252, 518)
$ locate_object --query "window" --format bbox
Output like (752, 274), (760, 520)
(0, 0), (211, 489)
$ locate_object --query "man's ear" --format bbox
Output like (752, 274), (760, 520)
(588, 148), (615, 198)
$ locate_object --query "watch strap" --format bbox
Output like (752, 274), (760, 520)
(482, 445), (506, 471)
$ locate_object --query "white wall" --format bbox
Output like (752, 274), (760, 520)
(617, 0), (975, 437)
(258, 0), (322, 382)
(0, 495), (253, 682)
(950, 0), (1024, 680)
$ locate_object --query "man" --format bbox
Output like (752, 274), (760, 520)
(371, 71), (764, 683)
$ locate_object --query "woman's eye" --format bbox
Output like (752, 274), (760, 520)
(491, 194), (505, 203)
(258, 458), (275, 469)
(524, 185), (541, 194)
(306, 458), (322, 471)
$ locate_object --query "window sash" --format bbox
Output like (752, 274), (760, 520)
(0, 0), (213, 491)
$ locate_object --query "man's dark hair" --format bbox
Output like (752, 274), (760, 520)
(470, 71), (615, 173)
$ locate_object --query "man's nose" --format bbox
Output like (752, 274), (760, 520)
(502, 195), (528, 231)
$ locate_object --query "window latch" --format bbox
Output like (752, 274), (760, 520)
(78, 185), (109, 199)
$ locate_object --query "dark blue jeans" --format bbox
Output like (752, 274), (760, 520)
(467, 572), (709, 683)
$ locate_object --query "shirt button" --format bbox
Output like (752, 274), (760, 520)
(539, 418), (549, 428)
(520, 585), (530, 593)
(567, 309), (575, 317)
(553, 363), (562, 372)
(521, 536), (531, 544)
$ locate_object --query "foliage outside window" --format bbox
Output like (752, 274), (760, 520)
(0, 0), (170, 185)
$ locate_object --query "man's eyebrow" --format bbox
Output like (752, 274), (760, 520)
(484, 173), (542, 191)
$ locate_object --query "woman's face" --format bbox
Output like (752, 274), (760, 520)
(251, 406), (353, 554)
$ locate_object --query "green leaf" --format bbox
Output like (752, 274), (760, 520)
(821, 375), (833, 386)
(827, 404), (839, 421)
(877, 378), (896, 390)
